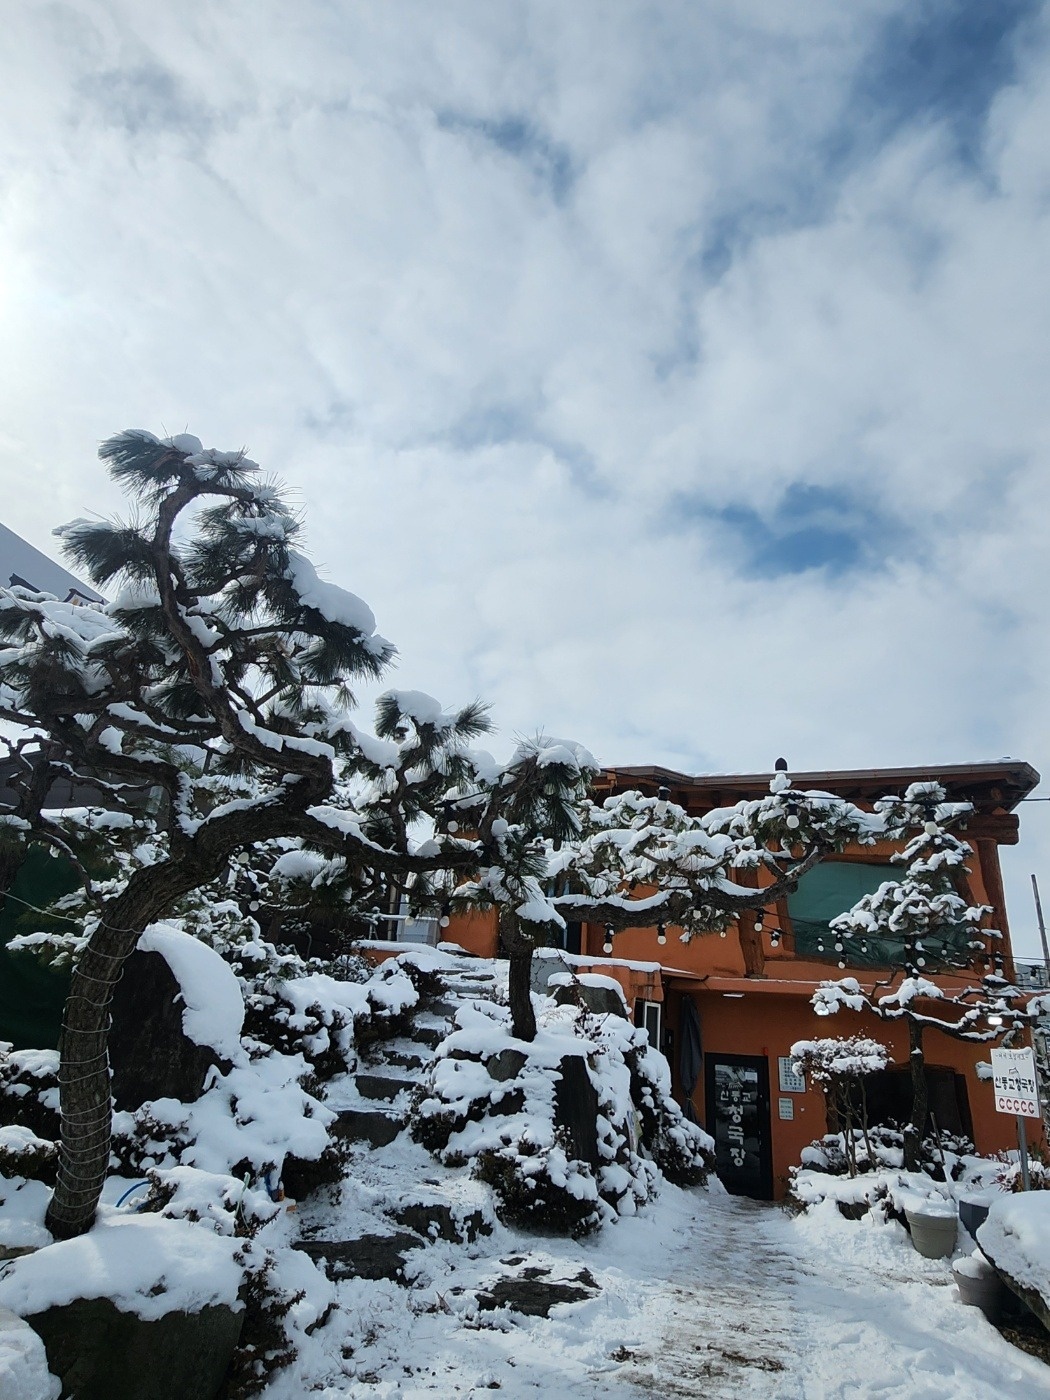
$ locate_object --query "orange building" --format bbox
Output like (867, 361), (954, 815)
(439, 760), (1044, 1200)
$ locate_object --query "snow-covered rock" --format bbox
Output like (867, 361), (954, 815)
(977, 1192), (1050, 1331)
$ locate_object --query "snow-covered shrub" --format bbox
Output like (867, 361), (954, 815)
(791, 1036), (889, 1178)
(795, 1124), (971, 1183)
(128, 1169), (323, 1398)
(412, 998), (711, 1236)
(624, 1035), (711, 1188)
(0, 1126), (57, 1185)
(990, 1147), (1050, 1193)
(0, 1047), (60, 1149)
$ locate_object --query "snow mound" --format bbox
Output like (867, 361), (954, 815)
(139, 923), (245, 1060)
(0, 1308), (59, 1400)
(0, 1211), (244, 1322)
(977, 1193), (1050, 1302)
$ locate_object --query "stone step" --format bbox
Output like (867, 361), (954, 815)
(383, 1050), (426, 1071)
(355, 1073), (416, 1102)
(332, 1108), (404, 1148)
(386, 1200), (492, 1245)
(293, 1231), (424, 1285)
(410, 1024), (450, 1050)
(425, 998), (460, 1018)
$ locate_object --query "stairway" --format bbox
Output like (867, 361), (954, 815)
(294, 952), (504, 1281)
(330, 956), (502, 1149)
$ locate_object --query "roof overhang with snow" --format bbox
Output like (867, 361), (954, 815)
(596, 759), (1039, 821)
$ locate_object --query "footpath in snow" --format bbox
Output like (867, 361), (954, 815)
(274, 1168), (1050, 1399)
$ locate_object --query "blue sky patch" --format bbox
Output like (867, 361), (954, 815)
(845, 0), (1039, 168)
(674, 482), (902, 579)
(436, 111), (575, 201)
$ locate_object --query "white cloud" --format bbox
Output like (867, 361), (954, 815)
(1, 0), (1048, 950)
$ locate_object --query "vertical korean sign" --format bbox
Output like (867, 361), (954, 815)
(991, 1046), (1041, 1191)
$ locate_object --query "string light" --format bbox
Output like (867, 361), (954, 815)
(603, 924), (614, 954)
(657, 923), (667, 946)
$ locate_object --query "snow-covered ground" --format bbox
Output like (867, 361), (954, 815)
(264, 1145), (1050, 1399)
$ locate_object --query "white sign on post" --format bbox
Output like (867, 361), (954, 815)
(991, 1047), (1041, 1119)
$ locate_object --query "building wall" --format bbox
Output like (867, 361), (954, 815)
(678, 988), (1040, 1199)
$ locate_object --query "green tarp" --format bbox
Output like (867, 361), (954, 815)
(0, 846), (77, 1049)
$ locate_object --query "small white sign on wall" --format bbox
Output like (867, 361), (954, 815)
(778, 1097), (794, 1121)
(778, 1056), (806, 1094)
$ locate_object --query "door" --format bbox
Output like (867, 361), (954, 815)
(705, 1053), (773, 1200)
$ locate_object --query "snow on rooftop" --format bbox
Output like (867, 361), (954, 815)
(0, 521), (102, 603)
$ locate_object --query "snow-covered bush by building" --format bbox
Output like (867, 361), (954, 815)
(411, 989), (712, 1236)
(790, 1036), (889, 1178)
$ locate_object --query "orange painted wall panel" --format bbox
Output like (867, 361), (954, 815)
(681, 988), (1042, 1199)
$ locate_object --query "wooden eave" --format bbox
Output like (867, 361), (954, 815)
(595, 760), (1039, 841)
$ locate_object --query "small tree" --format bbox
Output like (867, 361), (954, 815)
(791, 1036), (889, 1176)
(812, 782), (1034, 1172)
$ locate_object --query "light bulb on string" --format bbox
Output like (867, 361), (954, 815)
(769, 931), (781, 948)
(603, 924), (614, 955)
(657, 923), (667, 946)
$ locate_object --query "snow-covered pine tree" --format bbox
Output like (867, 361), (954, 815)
(0, 430), (490, 1237)
(449, 764), (892, 1041)
(811, 782), (1035, 1171)
(0, 431), (1011, 1234)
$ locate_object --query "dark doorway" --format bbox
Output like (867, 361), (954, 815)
(705, 1054), (773, 1200)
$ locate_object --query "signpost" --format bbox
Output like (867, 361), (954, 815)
(991, 1046), (1041, 1191)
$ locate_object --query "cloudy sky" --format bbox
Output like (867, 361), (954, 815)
(2, 1), (1049, 952)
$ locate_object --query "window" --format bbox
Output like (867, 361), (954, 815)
(634, 999), (662, 1052)
(786, 861), (972, 969)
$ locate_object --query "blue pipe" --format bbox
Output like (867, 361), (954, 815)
(115, 1180), (151, 1209)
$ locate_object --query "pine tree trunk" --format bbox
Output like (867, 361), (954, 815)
(500, 909), (537, 1043)
(904, 1018), (928, 1174)
(859, 1081), (876, 1171)
(44, 859), (215, 1239)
